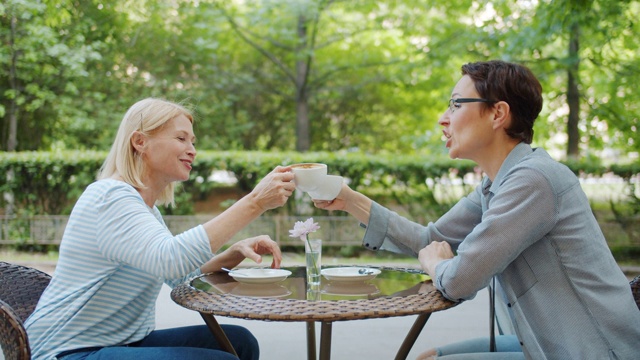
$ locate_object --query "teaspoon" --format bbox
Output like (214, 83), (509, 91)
(221, 267), (247, 276)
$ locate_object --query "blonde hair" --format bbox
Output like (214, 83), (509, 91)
(98, 98), (194, 207)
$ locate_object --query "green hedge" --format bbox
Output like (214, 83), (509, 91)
(0, 150), (637, 216)
(0, 151), (104, 215)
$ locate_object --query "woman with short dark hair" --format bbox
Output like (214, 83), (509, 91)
(314, 60), (640, 359)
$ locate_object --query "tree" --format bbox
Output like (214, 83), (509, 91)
(1, 0), (56, 151)
(466, 0), (640, 159)
(213, 0), (445, 152)
(0, 0), (122, 151)
(1, 0), (638, 159)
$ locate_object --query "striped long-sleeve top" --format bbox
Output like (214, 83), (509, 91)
(24, 179), (213, 360)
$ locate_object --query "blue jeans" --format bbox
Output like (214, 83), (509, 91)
(435, 335), (524, 359)
(57, 325), (258, 360)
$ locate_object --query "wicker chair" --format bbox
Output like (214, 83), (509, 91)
(0, 262), (52, 360)
(631, 275), (640, 311)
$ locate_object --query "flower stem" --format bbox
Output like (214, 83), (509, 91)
(305, 234), (319, 279)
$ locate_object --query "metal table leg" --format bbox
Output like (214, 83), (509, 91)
(307, 321), (317, 360)
(319, 321), (333, 360)
(200, 313), (238, 357)
(489, 277), (496, 352)
(394, 313), (432, 360)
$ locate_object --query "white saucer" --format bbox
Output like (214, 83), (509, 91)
(228, 268), (292, 284)
(321, 267), (381, 282)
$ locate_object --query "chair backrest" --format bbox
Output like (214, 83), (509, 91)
(0, 262), (52, 360)
(631, 275), (640, 311)
(0, 262), (52, 322)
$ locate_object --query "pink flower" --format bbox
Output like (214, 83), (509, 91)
(289, 218), (320, 241)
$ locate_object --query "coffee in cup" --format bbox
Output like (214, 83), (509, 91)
(290, 163), (327, 192)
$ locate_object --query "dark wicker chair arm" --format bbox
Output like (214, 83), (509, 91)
(0, 261), (52, 360)
(0, 299), (31, 360)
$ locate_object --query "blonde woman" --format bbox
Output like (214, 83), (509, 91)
(25, 98), (296, 360)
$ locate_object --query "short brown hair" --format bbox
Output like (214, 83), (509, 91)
(461, 60), (542, 144)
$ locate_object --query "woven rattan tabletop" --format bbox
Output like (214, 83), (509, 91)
(170, 266), (457, 323)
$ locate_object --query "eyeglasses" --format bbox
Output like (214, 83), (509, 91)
(448, 98), (495, 113)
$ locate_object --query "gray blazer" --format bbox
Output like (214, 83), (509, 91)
(362, 143), (640, 359)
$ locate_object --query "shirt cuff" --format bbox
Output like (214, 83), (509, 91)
(434, 259), (460, 302)
(362, 202), (389, 251)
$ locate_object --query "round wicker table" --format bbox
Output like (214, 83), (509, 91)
(171, 266), (457, 360)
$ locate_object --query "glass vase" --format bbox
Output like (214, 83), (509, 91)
(305, 238), (322, 288)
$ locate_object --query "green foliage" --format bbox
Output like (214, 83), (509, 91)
(0, 0), (639, 158)
(0, 0), (115, 151)
(609, 178), (640, 246)
(0, 151), (104, 214)
(610, 162), (640, 180)
(609, 245), (640, 263)
(0, 150), (636, 218)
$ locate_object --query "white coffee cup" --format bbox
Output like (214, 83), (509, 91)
(290, 163), (327, 192)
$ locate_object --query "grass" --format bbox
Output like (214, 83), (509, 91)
(4, 247), (635, 268)
(1, 249), (59, 262)
(0, 247), (420, 269)
(4, 248), (636, 280)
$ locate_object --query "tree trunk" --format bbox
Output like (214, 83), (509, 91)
(566, 22), (581, 159)
(5, 14), (19, 215)
(8, 105), (18, 152)
(295, 14), (311, 152)
(7, 14), (19, 152)
(296, 97), (310, 152)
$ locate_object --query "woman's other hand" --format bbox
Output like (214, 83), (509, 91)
(249, 166), (296, 211)
(419, 241), (454, 278)
(232, 235), (282, 269)
(203, 235), (282, 273)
